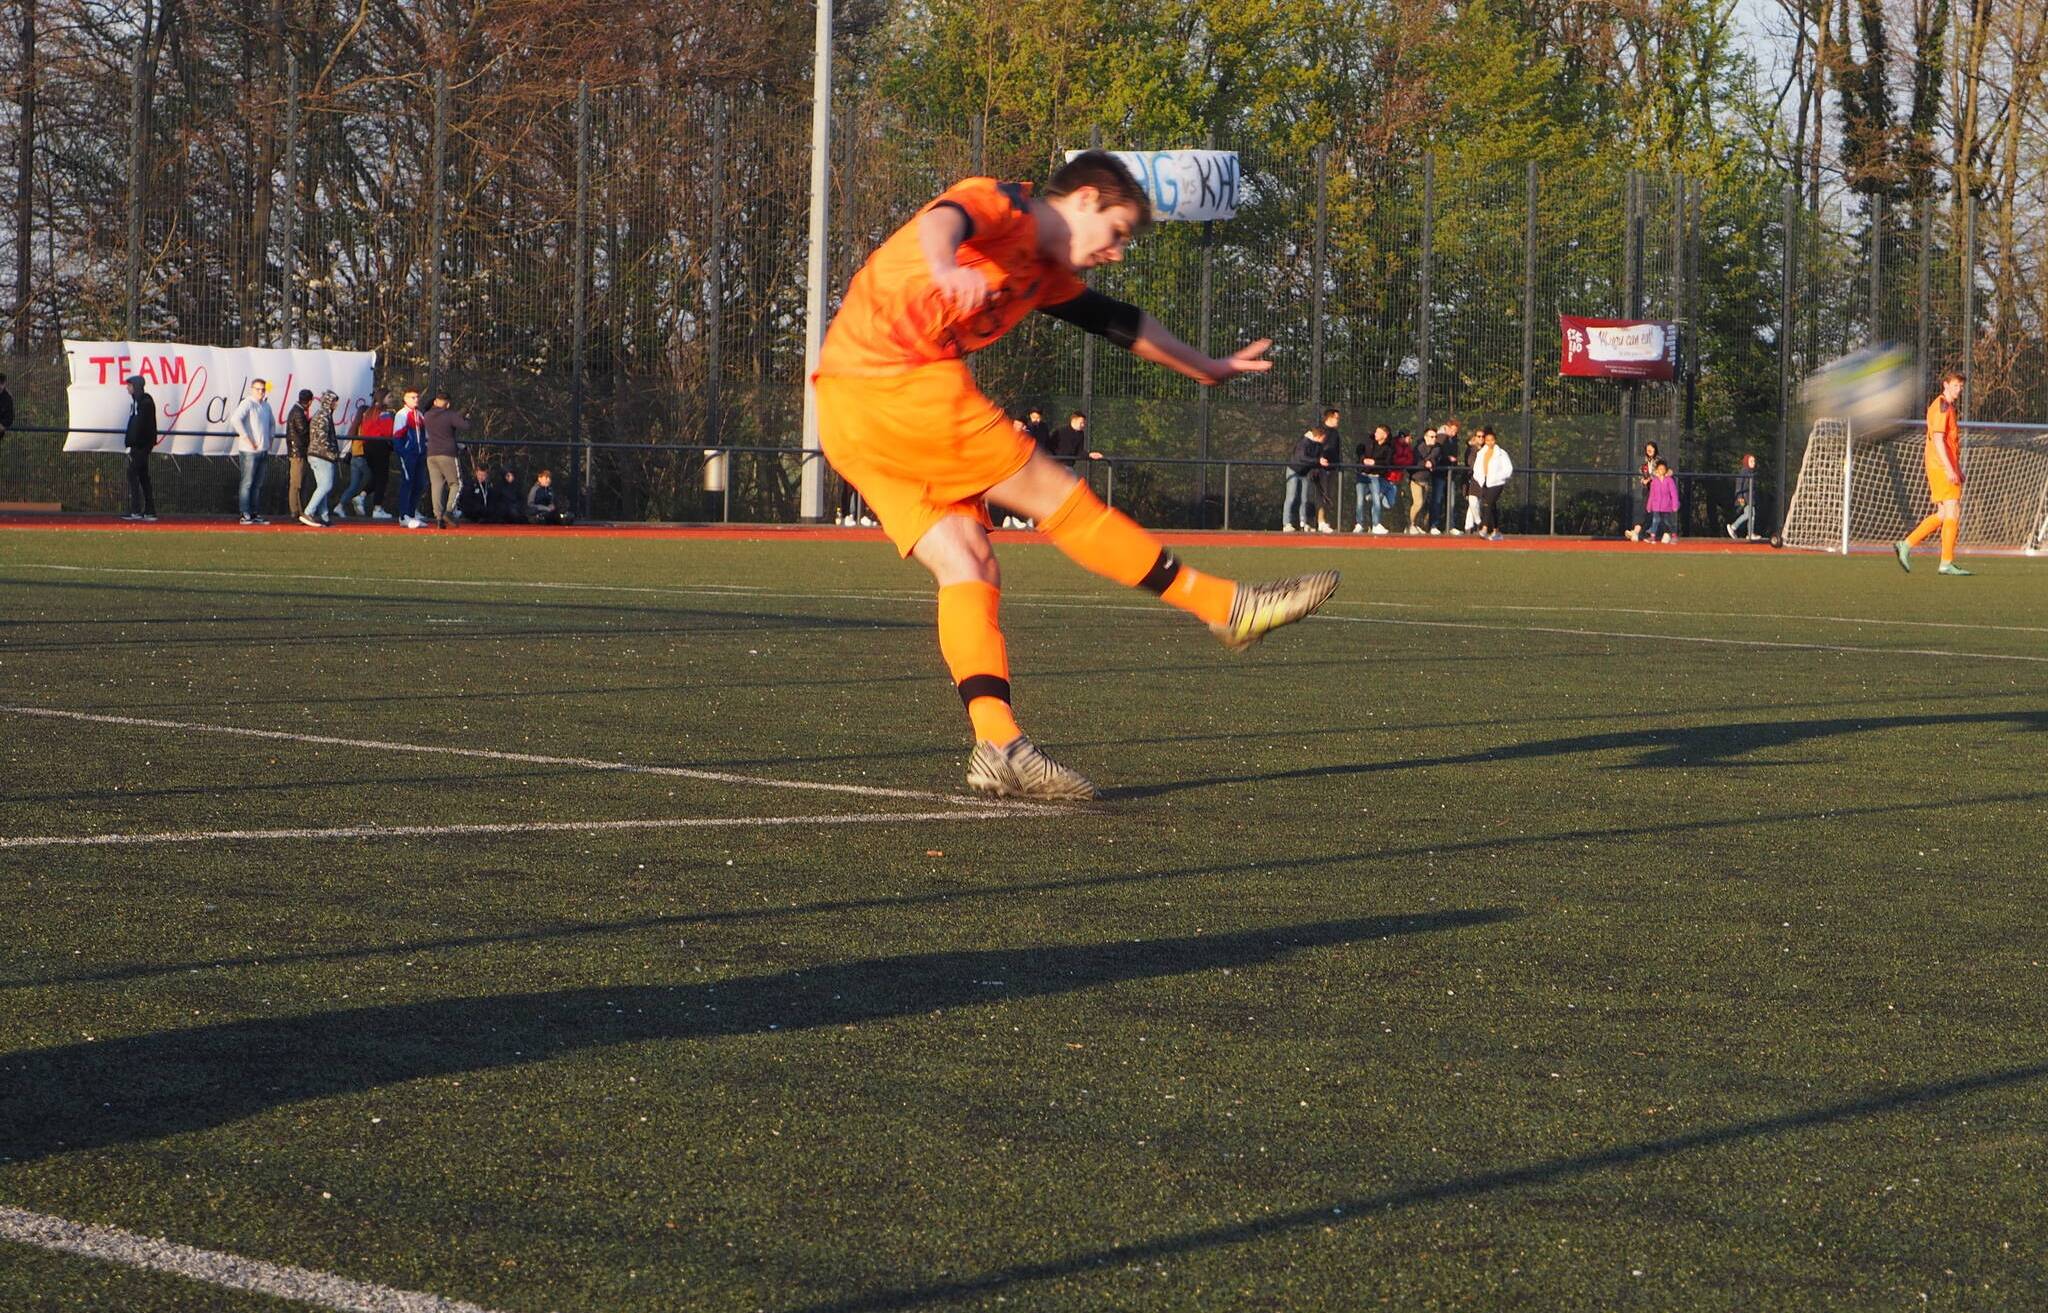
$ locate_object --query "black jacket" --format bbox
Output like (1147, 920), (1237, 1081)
(0, 386), (14, 430)
(1023, 418), (1052, 450)
(1357, 436), (1392, 474)
(124, 392), (158, 452)
(1048, 423), (1090, 465)
(285, 402), (311, 457)
(1287, 433), (1324, 475)
(1415, 439), (1447, 479)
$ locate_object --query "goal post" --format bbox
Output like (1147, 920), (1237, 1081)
(1783, 418), (2048, 555)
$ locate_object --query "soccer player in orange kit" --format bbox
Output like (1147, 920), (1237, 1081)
(814, 151), (1339, 801)
(1895, 371), (1971, 576)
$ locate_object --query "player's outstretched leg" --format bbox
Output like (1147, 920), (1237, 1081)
(1031, 478), (1341, 651)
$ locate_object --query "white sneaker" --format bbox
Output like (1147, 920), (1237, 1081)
(297, 514), (322, 527)
(1407, 526), (1423, 536)
(1317, 522), (1334, 535)
(859, 515), (876, 527)
(1448, 527), (1463, 537)
(834, 513), (846, 525)
(1625, 527), (1640, 541)
(1429, 528), (1442, 536)
(373, 508), (394, 520)
(1726, 525), (1738, 539)
(1372, 524), (1389, 536)
(1488, 531), (1504, 542)
(1661, 533), (1676, 544)
(1351, 524), (1364, 534)
(404, 516), (428, 529)
(1281, 523), (1297, 533)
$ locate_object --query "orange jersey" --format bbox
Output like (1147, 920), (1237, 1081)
(817, 178), (1087, 378)
(1924, 395), (1962, 489)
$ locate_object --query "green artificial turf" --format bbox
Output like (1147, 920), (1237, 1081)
(1, 528), (2043, 1311)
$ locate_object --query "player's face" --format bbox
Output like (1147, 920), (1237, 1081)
(1942, 378), (1964, 403)
(1067, 192), (1141, 270)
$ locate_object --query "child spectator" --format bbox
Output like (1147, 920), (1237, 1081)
(527, 468), (575, 525)
(1646, 460), (1680, 543)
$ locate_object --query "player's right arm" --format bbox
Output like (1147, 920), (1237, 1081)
(918, 206), (989, 313)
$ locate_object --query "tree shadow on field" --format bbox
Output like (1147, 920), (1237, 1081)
(795, 1058), (2048, 1312)
(1114, 708), (2048, 800)
(0, 908), (1515, 1165)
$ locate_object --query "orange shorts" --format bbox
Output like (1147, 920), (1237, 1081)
(815, 362), (1036, 557)
(1927, 471), (1962, 504)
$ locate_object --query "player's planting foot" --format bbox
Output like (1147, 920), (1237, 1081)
(1937, 561), (1972, 576)
(1210, 570), (1341, 654)
(1894, 540), (1912, 572)
(966, 735), (1099, 802)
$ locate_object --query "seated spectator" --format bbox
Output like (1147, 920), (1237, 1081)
(489, 467), (529, 523)
(526, 468), (575, 525)
(457, 461), (493, 521)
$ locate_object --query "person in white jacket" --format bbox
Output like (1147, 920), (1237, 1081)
(1469, 427), (1515, 541)
(230, 379), (278, 524)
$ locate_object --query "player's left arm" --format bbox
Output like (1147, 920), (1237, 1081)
(1041, 289), (1269, 385)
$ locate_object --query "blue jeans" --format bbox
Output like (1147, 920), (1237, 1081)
(1647, 510), (1675, 538)
(397, 451), (427, 520)
(305, 457), (338, 519)
(339, 455), (372, 512)
(236, 452), (269, 518)
(1355, 476), (1393, 528)
(1282, 471), (1313, 528)
(1730, 501), (1756, 537)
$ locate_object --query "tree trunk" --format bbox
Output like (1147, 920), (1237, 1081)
(11, 0), (36, 351)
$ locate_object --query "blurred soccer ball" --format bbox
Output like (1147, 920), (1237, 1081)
(1802, 343), (1919, 432)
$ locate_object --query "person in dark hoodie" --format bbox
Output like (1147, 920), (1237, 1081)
(1309, 406), (1341, 533)
(120, 374), (159, 521)
(1354, 423), (1393, 534)
(1411, 427), (1447, 534)
(1283, 426), (1323, 532)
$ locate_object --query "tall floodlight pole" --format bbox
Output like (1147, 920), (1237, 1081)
(798, 0), (833, 522)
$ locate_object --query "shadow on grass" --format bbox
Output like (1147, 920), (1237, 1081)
(0, 908), (1515, 1165)
(795, 1058), (2048, 1313)
(1114, 709), (2048, 798)
(9, 788), (2041, 992)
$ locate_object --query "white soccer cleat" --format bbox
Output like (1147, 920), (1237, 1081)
(1210, 570), (1341, 654)
(966, 735), (1100, 802)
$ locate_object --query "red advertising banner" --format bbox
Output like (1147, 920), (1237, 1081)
(1559, 315), (1677, 381)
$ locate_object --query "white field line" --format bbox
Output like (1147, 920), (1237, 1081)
(11, 561), (2044, 662)
(0, 808), (1047, 850)
(0, 706), (1051, 811)
(1488, 601), (2048, 636)
(0, 1203), (503, 1313)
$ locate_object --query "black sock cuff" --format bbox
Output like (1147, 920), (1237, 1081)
(1137, 550), (1183, 595)
(957, 675), (1012, 707)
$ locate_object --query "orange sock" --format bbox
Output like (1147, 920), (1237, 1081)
(1903, 512), (1943, 548)
(936, 581), (1020, 745)
(1940, 517), (1959, 564)
(1037, 482), (1235, 627)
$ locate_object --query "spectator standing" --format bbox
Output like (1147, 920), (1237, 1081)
(0, 373), (14, 442)
(1728, 453), (1759, 540)
(120, 375), (159, 521)
(1310, 407), (1340, 533)
(1282, 426), (1322, 532)
(230, 379), (277, 524)
(1432, 420), (1461, 534)
(350, 393), (399, 518)
(391, 388), (428, 527)
(1022, 407), (1052, 451)
(1354, 423), (1393, 534)
(300, 391), (342, 526)
(284, 389), (313, 519)
(1625, 440), (1661, 541)
(1389, 429), (1416, 530)
(527, 469), (575, 525)
(1645, 460), (1680, 542)
(1410, 427), (1444, 534)
(422, 392), (470, 529)
(1470, 428), (1515, 541)
(1048, 410), (1101, 472)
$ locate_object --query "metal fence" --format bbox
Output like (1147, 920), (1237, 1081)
(2, 67), (2034, 526)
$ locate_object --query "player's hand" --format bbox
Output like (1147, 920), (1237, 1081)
(933, 266), (990, 314)
(1204, 339), (1273, 383)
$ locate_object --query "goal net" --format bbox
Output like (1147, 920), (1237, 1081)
(1783, 419), (2048, 554)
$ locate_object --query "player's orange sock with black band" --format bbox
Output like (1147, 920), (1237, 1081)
(1904, 512), (1943, 548)
(1037, 482), (1235, 627)
(937, 581), (1021, 746)
(1940, 517), (1959, 564)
